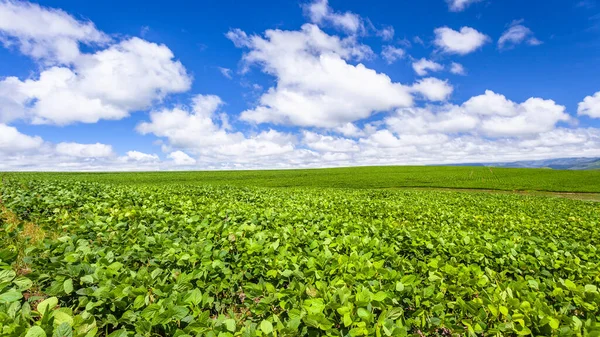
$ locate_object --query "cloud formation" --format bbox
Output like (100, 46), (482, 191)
(446, 0), (482, 12)
(0, 0), (109, 63)
(434, 26), (489, 55)
(578, 91), (600, 118)
(228, 24), (413, 128)
(0, 0), (599, 171)
(412, 58), (444, 76)
(0, 3), (191, 126)
(303, 0), (362, 33)
(498, 20), (542, 49)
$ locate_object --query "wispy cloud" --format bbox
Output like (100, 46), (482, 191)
(218, 67), (233, 79)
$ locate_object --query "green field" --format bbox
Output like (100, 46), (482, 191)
(1, 168), (600, 337)
(4, 166), (600, 192)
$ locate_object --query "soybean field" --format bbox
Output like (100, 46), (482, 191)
(0, 168), (599, 336)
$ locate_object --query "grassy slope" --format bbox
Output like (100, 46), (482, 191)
(4, 166), (600, 192)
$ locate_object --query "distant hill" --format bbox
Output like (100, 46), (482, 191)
(479, 157), (600, 170)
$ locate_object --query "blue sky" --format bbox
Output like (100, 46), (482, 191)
(1, 0), (599, 170)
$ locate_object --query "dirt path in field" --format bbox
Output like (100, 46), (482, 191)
(392, 187), (600, 202)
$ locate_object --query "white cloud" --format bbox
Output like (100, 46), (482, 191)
(479, 98), (570, 137)
(122, 150), (159, 162)
(0, 37), (191, 125)
(377, 26), (394, 41)
(463, 90), (517, 116)
(0, 123), (43, 153)
(450, 62), (466, 75)
(218, 67), (232, 79)
(0, 0), (109, 64)
(225, 28), (249, 48)
(411, 78), (453, 101)
(387, 90), (570, 138)
(498, 20), (542, 49)
(334, 122), (364, 137)
(303, 0), (362, 34)
(518, 128), (590, 148)
(412, 58), (444, 76)
(446, 0), (482, 12)
(381, 45), (405, 64)
(434, 26), (489, 55)
(386, 105), (479, 135)
(0, 124), (164, 170)
(168, 151), (196, 166)
(137, 94), (296, 162)
(228, 24), (412, 128)
(578, 91), (600, 118)
(303, 131), (359, 152)
(55, 142), (114, 158)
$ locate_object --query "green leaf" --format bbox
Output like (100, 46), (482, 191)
(80, 275), (94, 284)
(260, 320), (273, 335)
(343, 313), (352, 327)
(224, 319), (236, 332)
(0, 289), (22, 303)
(564, 279), (577, 291)
(357, 308), (371, 320)
(107, 329), (128, 337)
(0, 269), (16, 283)
(185, 288), (202, 306)
(63, 279), (73, 294)
(395, 282), (404, 292)
(53, 322), (73, 337)
(53, 310), (74, 326)
(372, 291), (387, 302)
(13, 276), (33, 291)
(25, 326), (47, 337)
(37, 297), (59, 316)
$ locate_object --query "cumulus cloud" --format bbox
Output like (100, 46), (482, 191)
(387, 90), (570, 138)
(0, 37), (191, 125)
(303, 131), (359, 152)
(498, 20), (542, 50)
(334, 123), (364, 137)
(434, 26), (489, 55)
(0, 0), (109, 64)
(168, 151), (196, 166)
(0, 1), (191, 125)
(412, 58), (444, 76)
(446, 0), (482, 12)
(228, 24), (412, 128)
(381, 45), (405, 64)
(411, 78), (454, 101)
(450, 62), (466, 75)
(303, 0), (362, 33)
(137, 94), (296, 162)
(578, 91), (600, 118)
(0, 123), (43, 153)
(122, 151), (159, 162)
(55, 142), (114, 158)
(0, 124), (165, 171)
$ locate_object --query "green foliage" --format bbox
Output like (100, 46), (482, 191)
(3, 166), (600, 192)
(0, 176), (599, 336)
